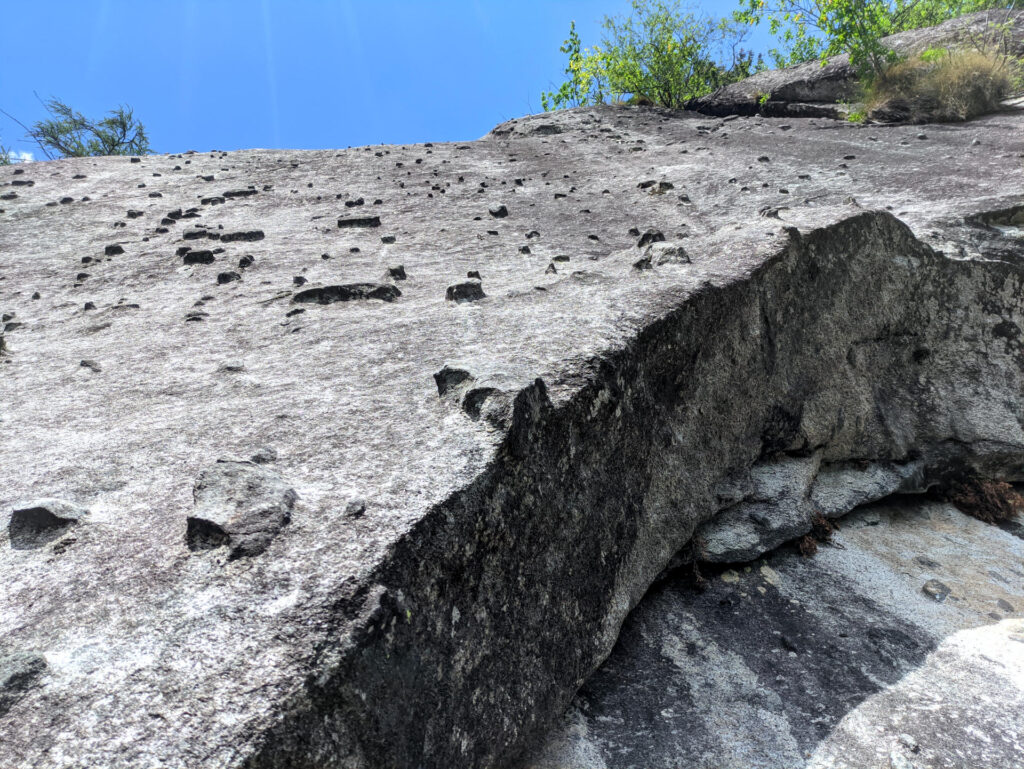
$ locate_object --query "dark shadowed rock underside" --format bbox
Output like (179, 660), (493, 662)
(1, 102), (1023, 769)
(526, 497), (1024, 769)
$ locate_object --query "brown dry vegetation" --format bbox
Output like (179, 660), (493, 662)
(798, 534), (819, 556)
(810, 511), (837, 539)
(685, 533), (710, 590)
(867, 47), (1019, 122)
(799, 512), (837, 557)
(944, 478), (1024, 524)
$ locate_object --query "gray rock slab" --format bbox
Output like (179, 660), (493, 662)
(692, 10), (1024, 119)
(525, 499), (1024, 769)
(0, 100), (1023, 769)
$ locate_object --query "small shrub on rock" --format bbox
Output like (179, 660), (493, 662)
(798, 512), (837, 557)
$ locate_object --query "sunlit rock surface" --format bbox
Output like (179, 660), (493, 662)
(1, 100), (1023, 768)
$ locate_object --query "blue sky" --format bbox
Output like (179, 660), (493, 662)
(1, 1), (771, 159)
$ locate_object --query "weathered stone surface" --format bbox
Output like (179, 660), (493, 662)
(692, 10), (1024, 119)
(250, 446), (278, 465)
(445, 279), (486, 302)
(186, 460), (297, 559)
(0, 100), (1022, 769)
(525, 499), (1024, 769)
(292, 282), (401, 304)
(696, 456), (933, 562)
(0, 653), (47, 717)
(8, 499), (89, 549)
(645, 241), (690, 265)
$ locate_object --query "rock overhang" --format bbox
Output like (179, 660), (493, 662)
(525, 497), (1024, 769)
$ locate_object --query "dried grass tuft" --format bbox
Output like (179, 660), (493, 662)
(867, 47), (1019, 122)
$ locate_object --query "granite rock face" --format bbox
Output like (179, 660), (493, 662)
(691, 10), (1024, 119)
(526, 498), (1024, 769)
(1, 101), (1023, 769)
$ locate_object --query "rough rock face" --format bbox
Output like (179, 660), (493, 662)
(187, 460), (298, 559)
(1, 102), (1023, 768)
(691, 10), (1024, 119)
(8, 499), (89, 549)
(526, 498), (1024, 769)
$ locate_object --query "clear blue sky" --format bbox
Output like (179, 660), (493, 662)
(1, 1), (772, 159)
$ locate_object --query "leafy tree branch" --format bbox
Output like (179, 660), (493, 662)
(542, 0), (763, 111)
(6, 97), (150, 160)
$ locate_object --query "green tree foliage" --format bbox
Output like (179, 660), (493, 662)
(26, 98), (150, 159)
(542, 0), (763, 111)
(541, 22), (612, 110)
(734, 0), (1022, 77)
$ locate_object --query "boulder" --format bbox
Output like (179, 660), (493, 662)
(8, 499), (88, 548)
(186, 460), (298, 559)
